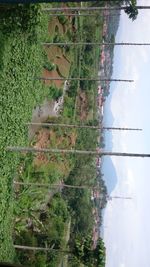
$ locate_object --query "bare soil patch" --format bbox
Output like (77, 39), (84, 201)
(34, 129), (50, 166)
(48, 17), (64, 36)
(54, 55), (71, 77)
(42, 68), (64, 88)
(77, 90), (89, 121)
(33, 128), (77, 176)
(46, 46), (63, 62)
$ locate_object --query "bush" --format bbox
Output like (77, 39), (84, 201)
(47, 85), (63, 100)
(43, 51), (56, 71)
(44, 61), (55, 72)
(58, 15), (68, 25)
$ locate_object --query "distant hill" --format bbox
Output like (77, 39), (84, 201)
(107, 9), (121, 39)
(102, 157), (118, 194)
(102, 82), (118, 194)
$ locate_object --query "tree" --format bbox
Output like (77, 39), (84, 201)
(94, 238), (106, 267)
(124, 1), (138, 20)
(7, 146), (150, 158)
(73, 235), (106, 267)
(37, 77), (134, 82)
(43, 42), (150, 46)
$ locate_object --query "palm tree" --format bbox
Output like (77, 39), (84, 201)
(42, 42), (150, 46)
(26, 122), (142, 131)
(37, 77), (133, 82)
(14, 244), (69, 254)
(47, 13), (120, 17)
(13, 181), (97, 190)
(42, 6), (147, 12)
(7, 146), (150, 158)
(103, 127), (142, 131)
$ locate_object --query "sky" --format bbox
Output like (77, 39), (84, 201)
(102, 1), (150, 266)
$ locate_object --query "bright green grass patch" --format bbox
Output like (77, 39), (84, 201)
(0, 5), (50, 261)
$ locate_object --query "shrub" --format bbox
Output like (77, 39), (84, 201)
(47, 85), (63, 100)
(58, 15), (68, 25)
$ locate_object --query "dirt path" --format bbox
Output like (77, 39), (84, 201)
(28, 99), (58, 140)
(28, 78), (69, 140)
(58, 219), (71, 267)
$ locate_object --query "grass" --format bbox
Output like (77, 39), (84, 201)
(0, 5), (50, 260)
(55, 55), (71, 77)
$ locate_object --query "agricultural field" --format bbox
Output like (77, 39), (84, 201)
(0, 3), (106, 267)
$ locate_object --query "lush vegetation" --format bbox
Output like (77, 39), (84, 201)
(72, 236), (106, 267)
(0, 2), (108, 266)
(0, 4), (49, 261)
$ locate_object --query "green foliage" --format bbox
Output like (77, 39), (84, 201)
(43, 51), (56, 71)
(47, 85), (63, 100)
(76, 128), (98, 150)
(49, 193), (69, 222)
(58, 15), (68, 25)
(15, 194), (69, 266)
(63, 96), (75, 119)
(63, 128), (98, 238)
(72, 235), (106, 267)
(0, 4), (50, 260)
(94, 238), (106, 267)
(43, 61), (55, 71)
(125, 4), (138, 20)
(80, 15), (103, 92)
(0, 2), (107, 266)
(53, 34), (67, 44)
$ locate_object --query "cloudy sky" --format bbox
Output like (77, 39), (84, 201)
(102, 1), (150, 266)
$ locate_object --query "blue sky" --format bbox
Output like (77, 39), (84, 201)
(102, 1), (150, 266)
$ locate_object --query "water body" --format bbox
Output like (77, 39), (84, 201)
(101, 3), (150, 266)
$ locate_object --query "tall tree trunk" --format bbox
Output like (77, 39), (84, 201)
(42, 42), (150, 46)
(37, 77), (134, 82)
(42, 6), (150, 12)
(0, 0), (123, 3)
(14, 181), (97, 189)
(48, 13), (119, 17)
(14, 244), (70, 254)
(7, 146), (150, 158)
(26, 122), (142, 131)
(103, 127), (142, 131)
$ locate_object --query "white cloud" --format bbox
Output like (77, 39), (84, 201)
(123, 169), (135, 194)
(103, 6), (150, 267)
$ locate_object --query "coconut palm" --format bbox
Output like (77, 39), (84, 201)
(26, 122), (142, 131)
(42, 42), (150, 46)
(6, 146), (150, 158)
